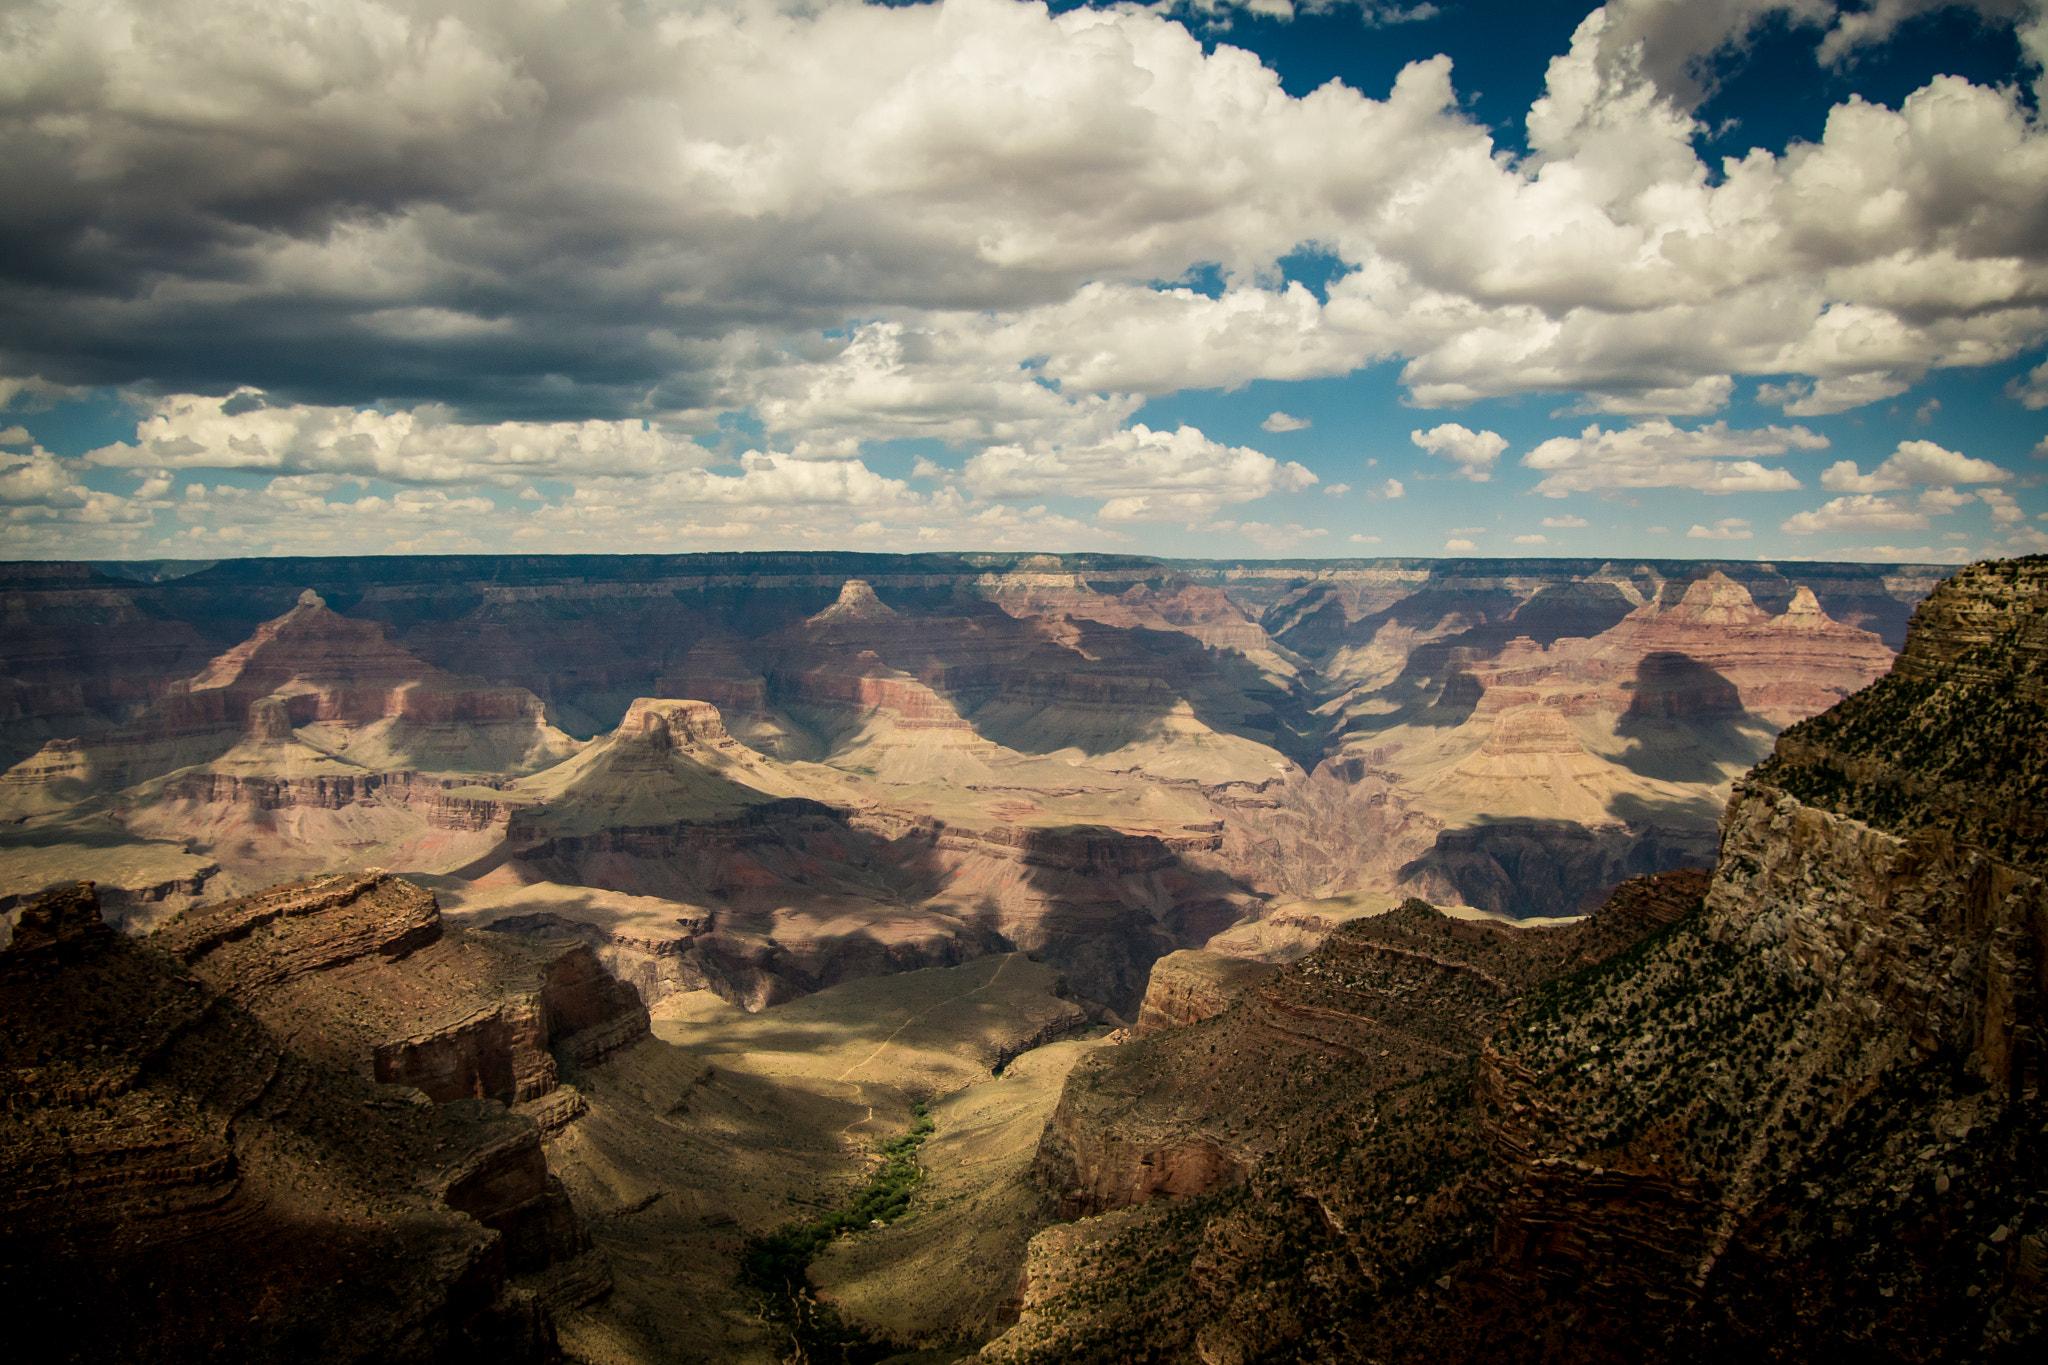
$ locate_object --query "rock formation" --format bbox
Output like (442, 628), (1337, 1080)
(0, 553), (1935, 1020)
(980, 555), (2048, 1364)
(0, 880), (606, 1364)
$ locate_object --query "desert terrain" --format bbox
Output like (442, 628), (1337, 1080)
(12, 549), (2035, 1365)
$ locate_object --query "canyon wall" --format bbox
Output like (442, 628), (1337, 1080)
(983, 555), (2047, 1364)
(0, 553), (1936, 1022)
(0, 881), (606, 1364)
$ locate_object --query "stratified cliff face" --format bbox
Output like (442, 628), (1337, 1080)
(983, 557), (2048, 1365)
(154, 871), (650, 1106)
(0, 882), (593, 1365)
(0, 553), (1936, 1021)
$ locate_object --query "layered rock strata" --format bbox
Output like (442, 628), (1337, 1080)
(979, 557), (2048, 1364)
(0, 882), (595, 1364)
(155, 871), (650, 1106)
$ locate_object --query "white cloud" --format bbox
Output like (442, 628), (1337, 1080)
(1521, 418), (1824, 496)
(0, 448), (81, 505)
(960, 423), (1315, 523)
(1819, 439), (2012, 491)
(0, 425), (29, 446)
(1235, 521), (1330, 550)
(1262, 411), (1312, 432)
(1444, 537), (1476, 551)
(1324, 482), (1351, 497)
(1411, 423), (1508, 481)
(1978, 487), (2026, 523)
(1915, 485), (1976, 515)
(1349, 532), (1382, 543)
(1513, 533), (1548, 544)
(1781, 493), (1932, 534)
(4, 0), (2047, 440)
(2011, 359), (2048, 409)
(87, 394), (722, 487)
(1375, 477), (1405, 499)
(1688, 517), (1754, 539)
(1541, 513), (1589, 527)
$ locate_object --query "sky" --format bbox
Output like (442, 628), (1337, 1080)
(3, 0), (2048, 565)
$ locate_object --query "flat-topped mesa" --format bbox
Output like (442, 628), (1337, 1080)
(808, 577), (899, 626)
(618, 696), (741, 752)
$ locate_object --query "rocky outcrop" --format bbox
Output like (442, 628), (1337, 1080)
(1132, 950), (1278, 1037)
(0, 588), (578, 819)
(0, 881), (594, 1364)
(155, 871), (649, 1107)
(982, 560), (2048, 1365)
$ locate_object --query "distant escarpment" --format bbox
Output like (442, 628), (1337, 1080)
(0, 553), (1940, 1023)
(984, 557), (2048, 1365)
(0, 880), (615, 1364)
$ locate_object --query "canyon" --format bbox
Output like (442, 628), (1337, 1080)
(1, 552), (1923, 1016)
(9, 548), (2032, 1364)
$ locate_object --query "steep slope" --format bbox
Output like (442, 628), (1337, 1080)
(0, 882), (600, 1365)
(1320, 570), (1896, 918)
(981, 556), (2047, 1365)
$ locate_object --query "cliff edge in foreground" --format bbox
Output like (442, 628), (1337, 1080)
(982, 557), (2048, 1365)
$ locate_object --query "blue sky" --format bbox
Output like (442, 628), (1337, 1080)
(2, 0), (2046, 563)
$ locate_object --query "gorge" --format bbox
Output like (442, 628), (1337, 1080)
(4, 549), (2037, 1364)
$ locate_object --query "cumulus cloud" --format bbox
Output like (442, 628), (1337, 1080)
(2010, 359), (2048, 409)
(85, 393), (724, 487)
(1978, 486), (2026, 523)
(0, 447), (79, 505)
(1444, 537), (1476, 551)
(1687, 517), (1754, 539)
(1234, 520), (1330, 550)
(1541, 513), (1589, 527)
(1262, 411), (1312, 432)
(960, 423), (1315, 523)
(1520, 418), (1825, 496)
(1513, 533), (1548, 544)
(1781, 493), (1932, 534)
(1375, 477), (1406, 499)
(1, 0), (2045, 436)
(1324, 482), (1351, 496)
(1411, 423), (1507, 481)
(0, 425), (30, 446)
(1819, 439), (2012, 491)
(1349, 532), (1382, 543)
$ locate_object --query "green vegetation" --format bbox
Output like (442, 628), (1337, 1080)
(741, 1103), (936, 1291)
(1754, 557), (2048, 872)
